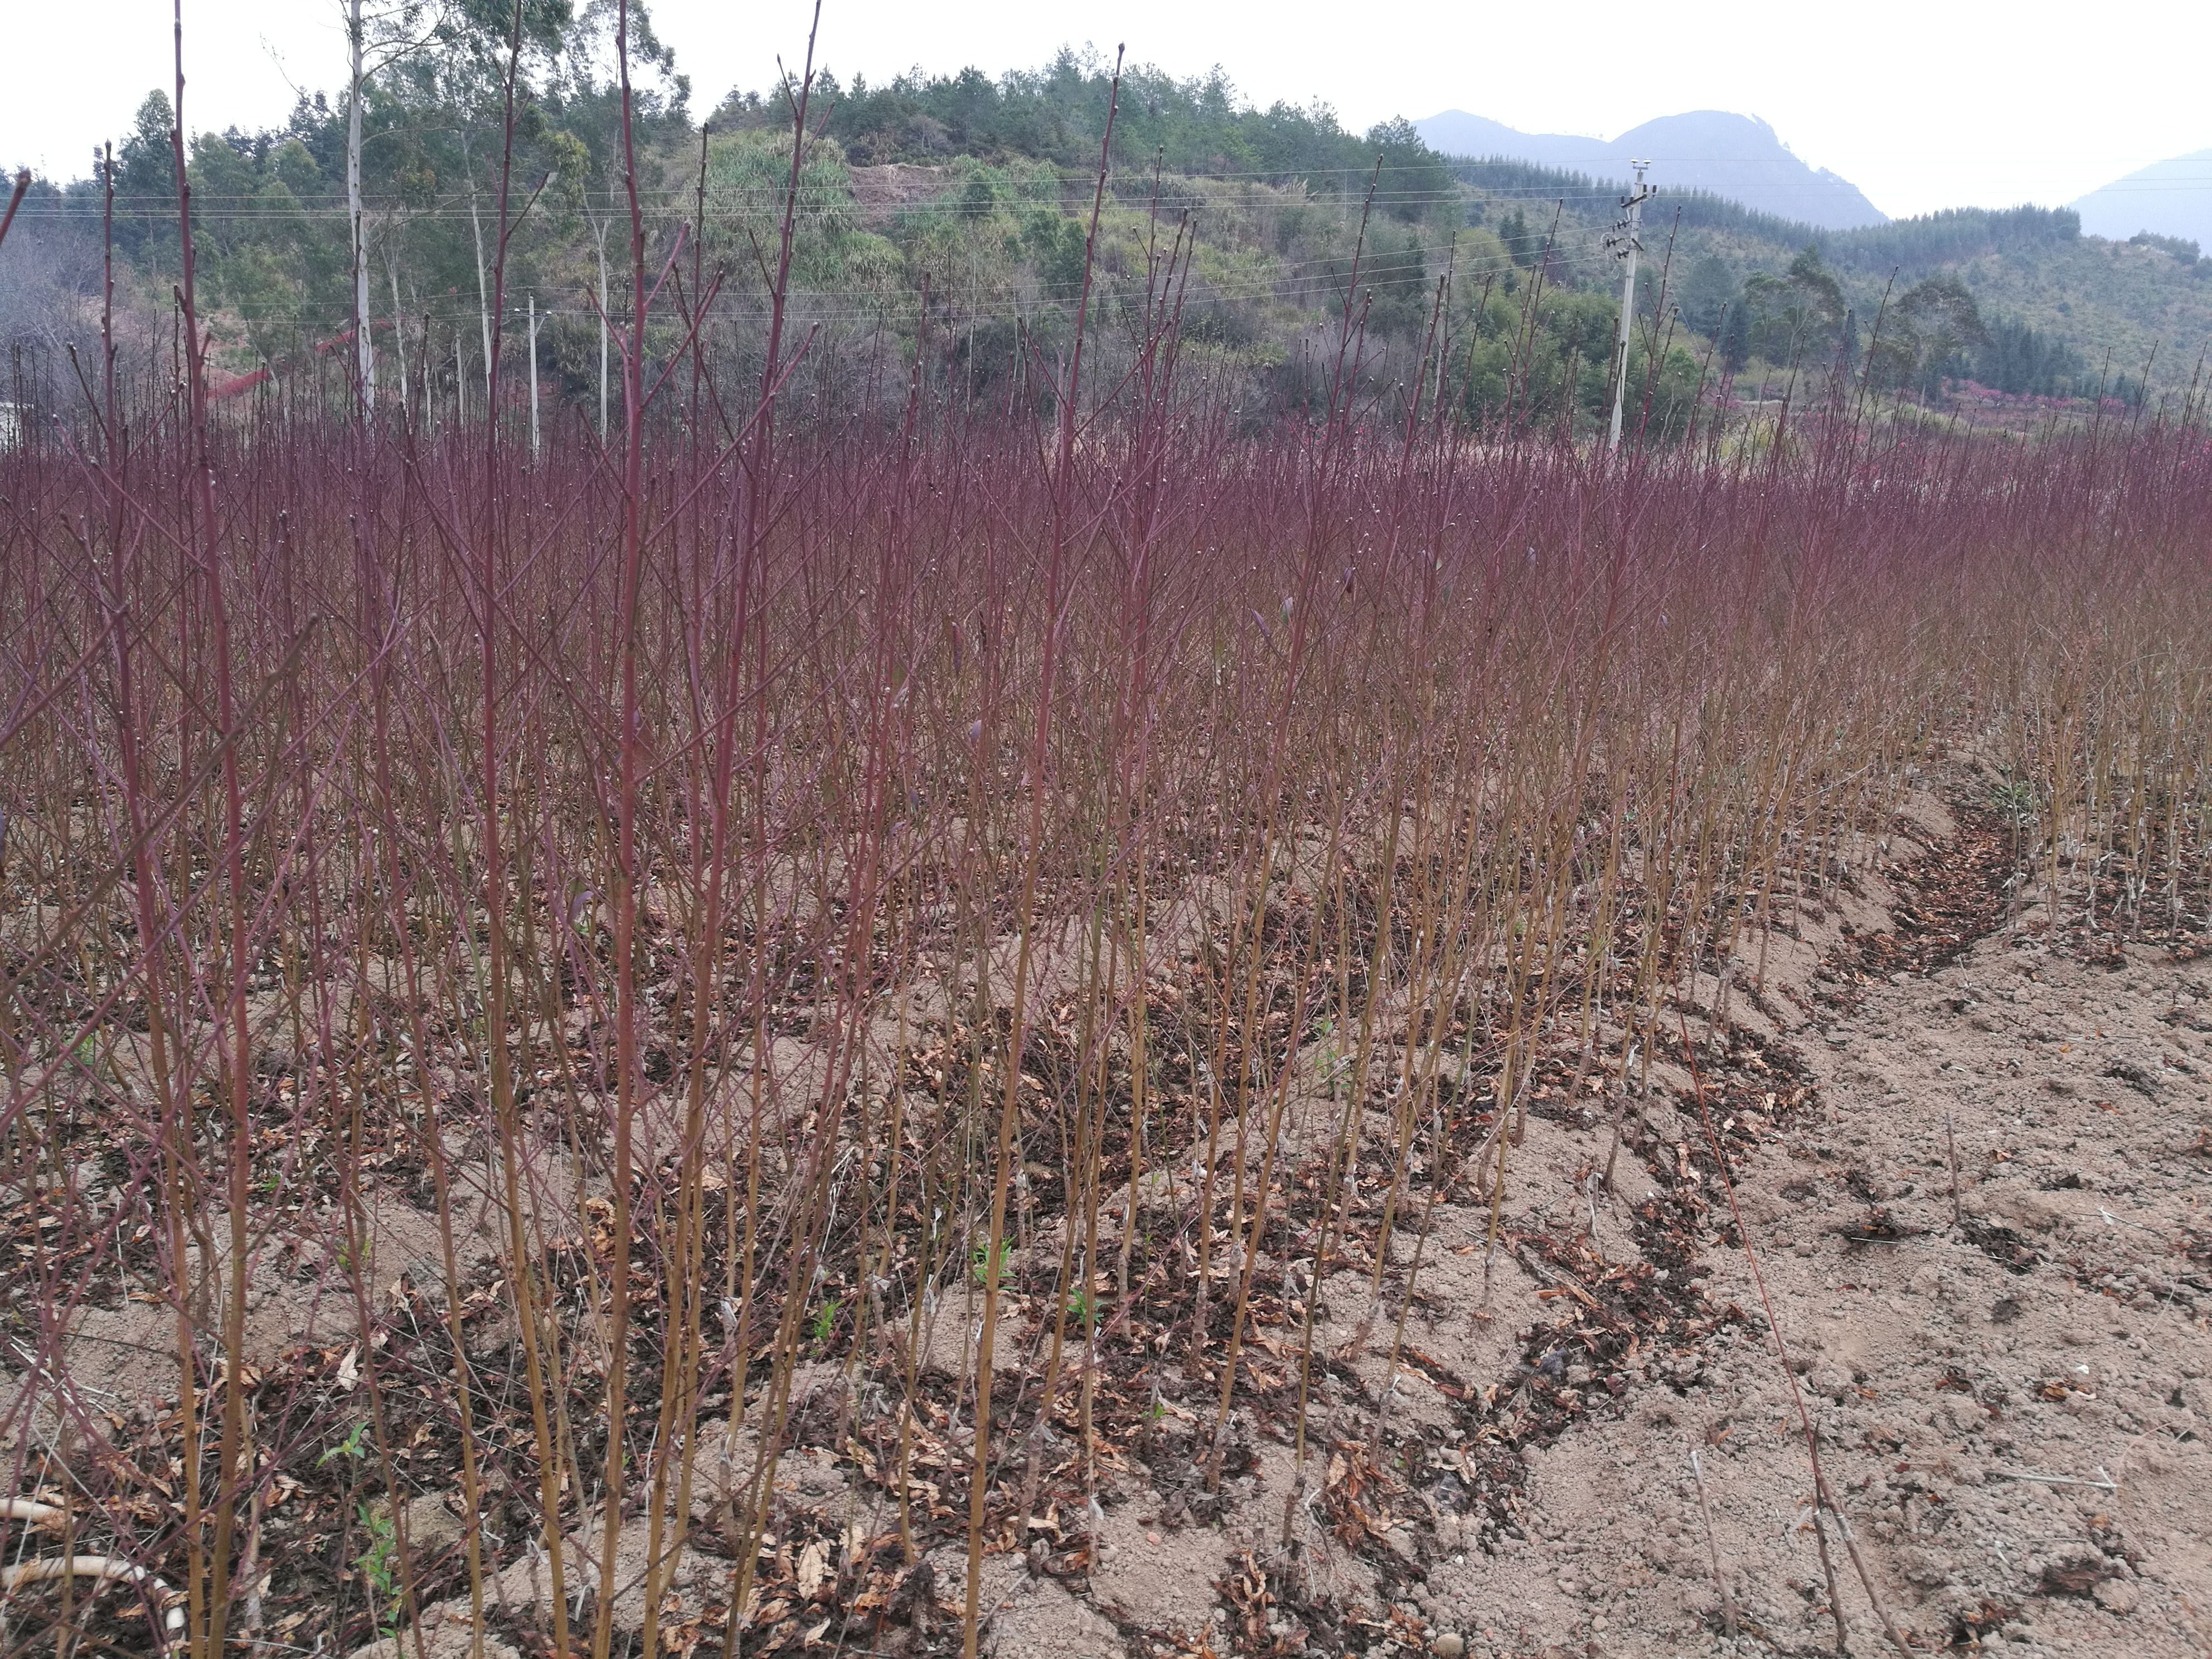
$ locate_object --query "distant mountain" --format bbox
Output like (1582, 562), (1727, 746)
(2072, 149), (2212, 254)
(1414, 109), (1888, 232)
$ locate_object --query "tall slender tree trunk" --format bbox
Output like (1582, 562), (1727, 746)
(594, 214), (612, 440)
(385, 235), (409, 416)
(346, 0), (373, 414)
(464, 134), (493, 398)
(528, 292), (540, 460)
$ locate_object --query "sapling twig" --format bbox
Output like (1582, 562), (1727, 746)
(1677, 1006), (1913, 1658)
(1688, 1444), (1737, 1639)
(1946, 1110), (1962, 1229)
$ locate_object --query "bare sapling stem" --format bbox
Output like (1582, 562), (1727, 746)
(962, 47), (1123, 1659)
(1689, 1443), (1738, 1638)
(1676, 1007), (1912, 1657)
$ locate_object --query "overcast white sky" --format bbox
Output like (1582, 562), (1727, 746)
(6, 0), (2209, 220)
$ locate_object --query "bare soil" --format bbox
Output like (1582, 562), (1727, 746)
(9, 773), (2210, 1659)
(1398, 831), (2212, 1659)
(923, 784), (2212, 1657)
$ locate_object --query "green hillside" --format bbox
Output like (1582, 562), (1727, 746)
(6, 26), (2210, 429)
(1671, 198), (2212, 401)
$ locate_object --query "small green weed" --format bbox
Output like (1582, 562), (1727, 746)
(357, 1501), (401, 1638)
(971, 1239), (1011, 1284)
(319, 1422), (369, 1467)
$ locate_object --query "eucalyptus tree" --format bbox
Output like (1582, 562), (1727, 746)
(343, 0), (444, 414)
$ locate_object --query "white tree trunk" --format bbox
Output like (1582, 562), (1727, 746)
(594, 215), (612, 441)
(464, 134), (493, 399)
(528, 292), (540, 460)
(385, 238), (409, 417)
(346, 0), (374, 415)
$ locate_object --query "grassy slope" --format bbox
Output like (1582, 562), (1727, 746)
(1952, 236), (2212, 389)
(1671, 216), (2212, 396)
(1446, 154), (2212, 397)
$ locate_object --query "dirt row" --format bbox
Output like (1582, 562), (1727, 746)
(8, 771), (2210, 1659)
(958, 782), (2212, 1657)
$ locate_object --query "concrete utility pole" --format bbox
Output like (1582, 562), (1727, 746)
(1607, 159), (1656, 450)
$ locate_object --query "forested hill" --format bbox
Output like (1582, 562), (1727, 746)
(4, 27), (2210, 431)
